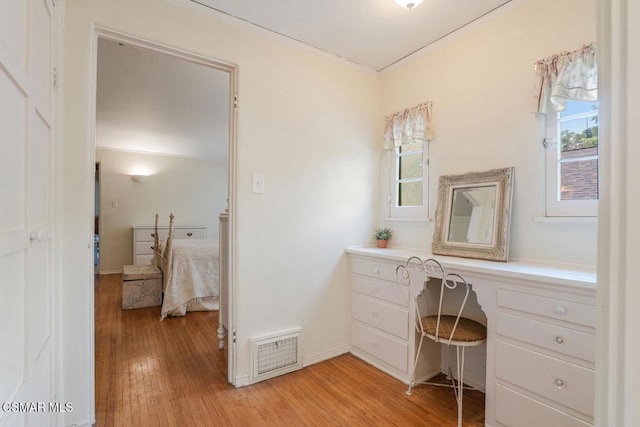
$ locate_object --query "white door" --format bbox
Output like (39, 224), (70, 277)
(0, 0), (56, 426)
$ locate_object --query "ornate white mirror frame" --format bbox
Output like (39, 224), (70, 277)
(432, 167), (514, 262)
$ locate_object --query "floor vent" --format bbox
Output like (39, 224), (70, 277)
(251, 328), (302, 383)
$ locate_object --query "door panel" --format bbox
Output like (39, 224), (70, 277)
(0, 0), (55, 425)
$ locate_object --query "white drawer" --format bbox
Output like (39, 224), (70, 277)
(135, 229), (169, 242)
(173, 228), (206, 239)
(495, 384), (592, 427)
(352, 294), (408, 339)
(135, 241), (155, 255)
(351, 322), (408, 373)
(135, 254), (154, 266)
(351, 259), (398, 282)
(497, 289), (596, 328)
(496, 341), (594, 417)
(352, 275), (408, 306)
(497, 312), (595, 363)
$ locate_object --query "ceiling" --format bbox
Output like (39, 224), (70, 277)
(192, 0), (512, 71)
(96, 38), (230, 161)
(96, 0), (512, 160)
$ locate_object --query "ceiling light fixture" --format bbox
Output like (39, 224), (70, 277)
(395, 0), (424, 10)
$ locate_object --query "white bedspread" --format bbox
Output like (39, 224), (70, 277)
(160, 239), (220, 319)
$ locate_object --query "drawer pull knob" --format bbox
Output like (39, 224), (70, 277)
(555, 305), (567, 315)
(373, 269), (380, 275)
(555, 378), (565, 389)
(187, 232), (193, 237)
(150, 233), (155, 237)
(555, 336), (564, 344)
(372, 312), (379, 318)
(374, 287), (379, 293)
(370, 343), (378, 350)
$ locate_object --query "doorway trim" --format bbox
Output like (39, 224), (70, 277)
(87, 24), (239, 417)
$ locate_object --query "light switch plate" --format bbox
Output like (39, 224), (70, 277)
(252, 173), (265, 194)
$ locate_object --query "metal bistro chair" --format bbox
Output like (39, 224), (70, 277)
(396, 256), (487, 427)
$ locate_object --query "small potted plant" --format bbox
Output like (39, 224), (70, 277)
(374, 227), (393, 248)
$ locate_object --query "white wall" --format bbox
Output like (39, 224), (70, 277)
(95, 149), (228, 272)
(379, 0), (597, 266)
(61, 0), (379, 424)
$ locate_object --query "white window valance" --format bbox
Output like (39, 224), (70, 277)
(383, 101), (434, 149)
(532, 42), (597, 114)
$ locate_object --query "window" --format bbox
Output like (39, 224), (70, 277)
(389, 141), (428, 218)
(545, 100), (598, 216)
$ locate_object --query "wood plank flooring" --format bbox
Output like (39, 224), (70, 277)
(95, 274), (484, 426)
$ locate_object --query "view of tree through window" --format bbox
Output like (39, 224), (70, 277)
(558, 101), (599, 201)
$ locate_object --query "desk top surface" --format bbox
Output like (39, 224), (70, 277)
(346, 246), (596, 290)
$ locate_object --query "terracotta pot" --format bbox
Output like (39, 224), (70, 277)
(376, 240), (388, 248)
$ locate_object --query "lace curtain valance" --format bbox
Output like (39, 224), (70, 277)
(532, 42), (597, 114)
(383, 101), (434, 149)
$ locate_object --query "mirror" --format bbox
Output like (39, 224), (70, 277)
(432, 167), (514, 261)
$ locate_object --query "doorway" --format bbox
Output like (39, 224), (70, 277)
(90, 28), (237, 393)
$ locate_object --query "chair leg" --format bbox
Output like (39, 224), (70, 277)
(455, 346), (465, 427)
(406, 336), (425, 396)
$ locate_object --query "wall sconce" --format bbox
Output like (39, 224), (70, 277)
(131, 174), (149, 183)
(395, 0), (423, 10)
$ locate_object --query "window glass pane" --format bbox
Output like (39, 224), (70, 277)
(399, 142), (422, 153)
(560, 101), (598, 117)
(560, 116), (598, 152)
(560, 159), (599, 200)
(399, 152), (422, 180)
(399, 181), (422, 206)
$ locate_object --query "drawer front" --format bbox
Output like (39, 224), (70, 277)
(497, 312), (595, 363)
(135, 229), (169, 242)
(351, 322), (408, 373)
(351, 259), (399, 282)
(352, 275), (408, 306)
(173, 228), (206, 239)
(497, 289), (596, 328)
(496, 341), (594, 417)
(495, 384), (592, 427)
(135, 254), (154, 266)
(135, 241), (155, 256)
(352, 294), (408, 340)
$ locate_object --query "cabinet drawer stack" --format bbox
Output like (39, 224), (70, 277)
(349, 257), (411, 382)
(132, 225), (207, 266)
(494, 288), (596, 427)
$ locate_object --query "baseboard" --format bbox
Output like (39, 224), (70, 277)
(303, 346), (350, 367)
(99, 268), (122, 275)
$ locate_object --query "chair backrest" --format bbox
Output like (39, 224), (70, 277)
(396, 256), (472, 345)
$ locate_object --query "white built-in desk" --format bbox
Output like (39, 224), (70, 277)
(346, 246), (596, 427)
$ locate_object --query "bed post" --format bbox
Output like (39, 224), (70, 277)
(163, 213), (175, 292)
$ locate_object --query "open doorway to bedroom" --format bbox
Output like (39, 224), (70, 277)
(91, 31), (237, 418)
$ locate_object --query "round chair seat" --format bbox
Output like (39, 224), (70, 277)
(421, 314), (487, 344)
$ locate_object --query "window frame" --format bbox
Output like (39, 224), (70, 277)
(544, 102), (599, 217)
(388, 142), (429, 219)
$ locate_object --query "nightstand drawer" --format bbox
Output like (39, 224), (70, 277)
(135, 241), (155, 256)
(134, 229), (168, 243)
(497, 312), (595, 363)
(496, 341), (594, 417)
(351, 322), (408, 373)
(173, 228), (206, 239)
(496, 384), (591, 427)
(352, 294), (408, 340)
(497, 289), (595, 328)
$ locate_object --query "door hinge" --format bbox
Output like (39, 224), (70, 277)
(232, 329), (237, 347)
(233, 93), (238, 114)
(53, 67), (58, 91)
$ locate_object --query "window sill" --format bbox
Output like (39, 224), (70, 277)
(534, 216), (597, 224)
(384, 217), (432, 222)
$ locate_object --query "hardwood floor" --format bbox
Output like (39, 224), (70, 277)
(95, 274), (485, 426)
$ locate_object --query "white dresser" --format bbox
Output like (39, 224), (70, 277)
(132, 224), (207, 266)
(346, 246), (596, 427)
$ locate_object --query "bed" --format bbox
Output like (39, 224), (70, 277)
(153, 213), (221, 319)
